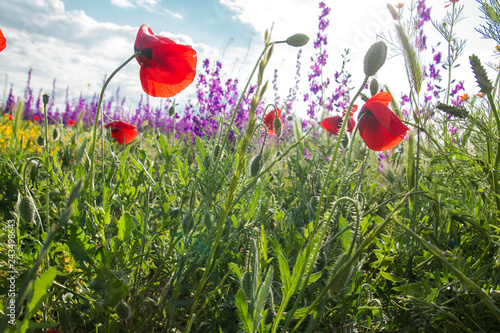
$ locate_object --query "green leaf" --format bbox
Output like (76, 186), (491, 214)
(380, 271), (405, 283)
(117, 212), (133, 242)
(392, 282), (422, 292)
(236, 289), (253, 332)
(26, 267), (57, 319)
(254, 266), (274, 326)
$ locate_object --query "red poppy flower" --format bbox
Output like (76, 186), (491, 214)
(263, 108), (283, 135)
(134, 24), (197, 98)
(33, 115), (39, 122)
(0, 28), (5, 53)
(358, 92), (409, 151)
(105, 121), (138, 145)
(68, 119), (75, 126)
(8, 114), (12, 120)
(320, 105), (357, 136)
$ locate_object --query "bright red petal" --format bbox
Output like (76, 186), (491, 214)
(135, 24), (197, 98)
(105, 121), (138, 144)
(358, 102), (409, 151)
(366, 92), (391, 106)
(320, 116), (342, 136)
(0, 28), (5, 53)
(347, 116), (356, 133)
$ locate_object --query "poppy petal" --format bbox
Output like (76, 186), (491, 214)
(105, 121), (138, 145)
(366, 91), (391, 106)
(135, 24), (197, 98)
(320, 116), (342, 136)
(366, 102), (409, 137)
(0, 28), (5, 53)
(358, 104), (408, 151)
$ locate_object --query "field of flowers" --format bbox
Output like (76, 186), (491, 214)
(1, 1), (500, 332)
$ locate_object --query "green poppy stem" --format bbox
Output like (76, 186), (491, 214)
(88, 51), (141, 196)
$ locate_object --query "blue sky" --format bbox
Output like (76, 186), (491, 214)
(0, 0), (496, 118)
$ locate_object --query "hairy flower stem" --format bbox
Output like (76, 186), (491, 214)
(487, 92), (500, 221)
(314, 75), (369, 228)
(211, 41), (278, 177)
(279, 76), (369, 333)
(186, 39), (275, 332)
(291, 192), (412, 332)
(88, 51), (140, 197)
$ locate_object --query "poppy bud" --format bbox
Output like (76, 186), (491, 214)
(242, 272), (252, 299)
(249, 155), (263, 177)
(363, 41), (388, 77)
(308, 195), (320, 212)
(369, 79), (380, 97)
(203, 212), (213, 230)
(213, 144), (221, 159)
(181, 213), (194, 234)
(115, 300), (132, 321)
(36, 135), (45, 147)
(19, 196), (35, 223)
(470, 54), (493, 95)
(329, 253), (352, 298)
(52, 128), (60, 141)
(286, 33), (310, 47)
(286, 115), (293, 121)
(273, 117), (283, 139)
(42, 93), (50, 106)
(168, 104), (175, 117)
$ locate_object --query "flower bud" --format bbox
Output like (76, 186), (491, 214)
(19, 196), (35, 223)
(115, 300), (132, 321)
(369, 78), (380, 96)
(52, 128), (60, 141)
(329, 253), (353, 298)
(286, 115), (293, 121)
(273, 116), (283, 139)
(364, 41), (388, 77)
(249, 154), (263, 177)
(36, 134), (45, 147)
(168, 104), (175, 117)
(42, 93), (50, 106)
(181, 213), (194, 234)
(286, 33), (310, 47)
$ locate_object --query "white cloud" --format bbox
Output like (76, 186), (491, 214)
(110, 0), (135, 9)
(109, 0), (169, 13)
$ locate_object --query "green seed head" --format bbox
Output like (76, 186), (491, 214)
(42, 93), (50, 106)
(19, 196), (35, 223)
(115, 300), (132, 321)
(364, 41), (388, 77)
(286, 33), (310, 47)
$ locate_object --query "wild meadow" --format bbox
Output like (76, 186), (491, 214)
(1, 0), (500, 332)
